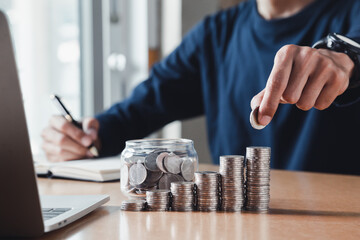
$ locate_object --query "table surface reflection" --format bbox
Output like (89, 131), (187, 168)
(37, 164), (360, 240)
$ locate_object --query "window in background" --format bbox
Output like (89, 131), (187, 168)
(0, 0), (81, 155)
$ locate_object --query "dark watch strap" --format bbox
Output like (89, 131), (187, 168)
(313, 34), (360, 89)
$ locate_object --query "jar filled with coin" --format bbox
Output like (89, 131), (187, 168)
(120, 138), (198, 198)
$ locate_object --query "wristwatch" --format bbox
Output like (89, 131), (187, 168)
(312, 33), (360, 89)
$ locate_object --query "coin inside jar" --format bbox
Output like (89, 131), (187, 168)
(129, 162), (147, 185)
(156, 152), (169, 173)
(250, 106), (266, 130)
(145, 151), (161, 172)
(158, 173), (184, 190)
(163, 153), (182, 174)
(180, 158), (195, 181)
(144, 170), (163, 186)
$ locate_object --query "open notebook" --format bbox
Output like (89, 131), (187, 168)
(34, 157), (121, 182)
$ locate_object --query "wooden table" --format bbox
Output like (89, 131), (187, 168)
(37, 164), (360, 240)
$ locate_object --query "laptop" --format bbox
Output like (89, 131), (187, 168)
(0, 11), (109, 238)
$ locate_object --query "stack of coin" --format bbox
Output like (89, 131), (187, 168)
(219, 155), (244, 212)
(146, 189), (171, 211)
(245, 147), (271, 212)
(170, 181), (196, 211)
(120, 199), (146, 211)
(194, 171), (220, 211)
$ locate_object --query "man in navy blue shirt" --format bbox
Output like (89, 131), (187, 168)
(42, 0), (360, 175)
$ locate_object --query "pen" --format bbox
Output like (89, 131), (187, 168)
(50, 94), (99, 157)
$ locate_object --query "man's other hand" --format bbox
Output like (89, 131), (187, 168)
(41, 116), (100, 162)
(251, 45), (355, 127)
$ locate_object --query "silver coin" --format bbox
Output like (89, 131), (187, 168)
(163, 153), (182, 174)
(181, 158), (195, 181)
(146, 189), (171, 211)
(145, 151), (161, 172)
(144, 170), (163, 186)
(170, 181), (195, 212)
(156, 152), (169, 173)
(219, 155), (245, 211)
(250, 106), (266, 130)
(158, 174), (184, 190)
(129, 163), (147, 185)
(244, 146), (271, 212)
(121, 199), (146, 211)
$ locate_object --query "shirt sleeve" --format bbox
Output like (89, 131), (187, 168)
(333, 1), (360, 106)
(95, 21), (207, 157)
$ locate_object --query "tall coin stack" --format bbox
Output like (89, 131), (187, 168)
(219, 155), (244, 212)
(170, 182), (196, 211)
(146, 189), (171, 211)
(194, 171), (220, 211)
(245, 147), (271, 212)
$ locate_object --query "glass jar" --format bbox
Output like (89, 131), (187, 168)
(120, 138), (198, 198)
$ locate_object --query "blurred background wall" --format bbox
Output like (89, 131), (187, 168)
(0, 0), (242, 163)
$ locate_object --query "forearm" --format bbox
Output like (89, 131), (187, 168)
(95, 75), (204, 157)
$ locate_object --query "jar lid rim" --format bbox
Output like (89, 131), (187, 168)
(125, 138), (193, 145)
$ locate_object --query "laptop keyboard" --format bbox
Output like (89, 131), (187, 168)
(42, 208), (71, 221)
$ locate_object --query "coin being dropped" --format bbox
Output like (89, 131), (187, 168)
(250, 106), (266, 130)
(129, 163), (147, 185)
(181, 158), (195, 181)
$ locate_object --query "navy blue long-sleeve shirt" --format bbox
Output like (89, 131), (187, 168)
(96, 0), (360, 175)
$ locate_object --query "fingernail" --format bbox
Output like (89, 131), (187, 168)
(259, 115), (272, 126)
(81, 136), (92, 146)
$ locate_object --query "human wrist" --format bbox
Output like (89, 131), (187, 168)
(313, 33), (360, 89)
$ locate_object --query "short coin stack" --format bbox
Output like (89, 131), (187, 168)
(245, 147), (271, 212)
(219, 155), (244, 212)
(146, 189), (171, 211)
(120, 199), (146, 211)
(194, 171), (220, 211)
(170, 182), (196, 211)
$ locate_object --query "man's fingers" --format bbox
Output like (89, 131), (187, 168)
(259, 45), (295, 126)
(251, 89), (265, 110)
(41, 127), (89, 156)
(82, 118), (99, 141)
(50, 116), (92, 147)
(41, 142), (84, 162)
(295, 67), (329, 110)
(281, 47), (315, 104)
(314, 84), (339, 110)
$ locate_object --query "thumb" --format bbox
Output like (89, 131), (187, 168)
(251, 89), (265, 110)
(82, 117), (99, 141)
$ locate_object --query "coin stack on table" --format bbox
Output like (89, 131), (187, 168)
(219, 155), (245, 212)
(146, 189), (171, 211)
(245, 147), (271, 212)
(170, 181), (196, 212)
(120, 199), (146, 211)
(194, 171), (220, 211)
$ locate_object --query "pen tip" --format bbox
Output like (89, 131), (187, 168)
(89, 146), (99, 157)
